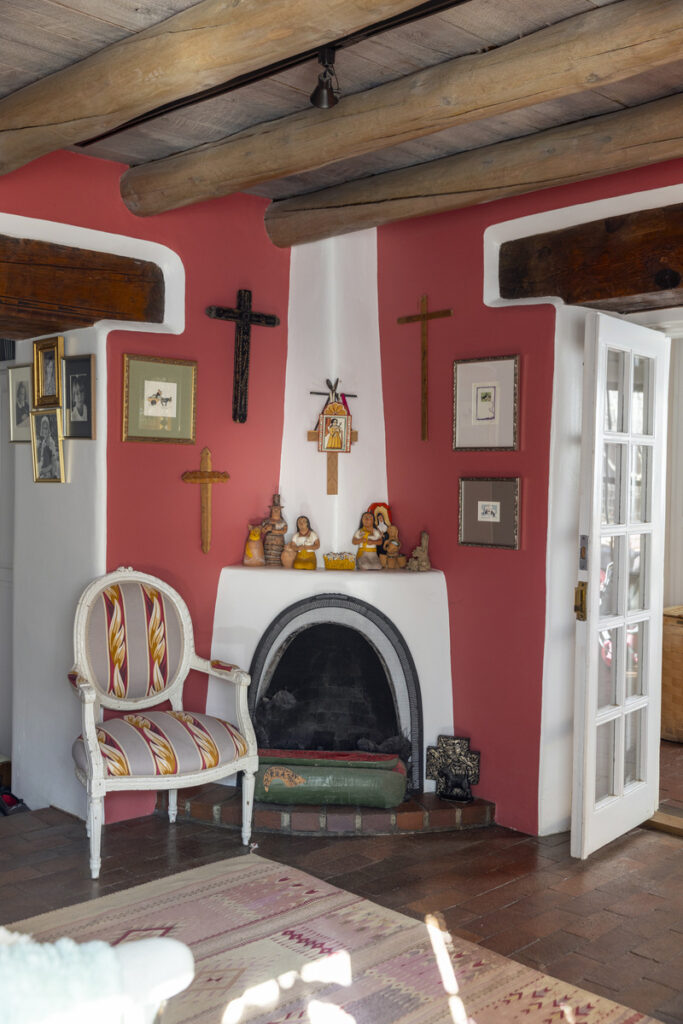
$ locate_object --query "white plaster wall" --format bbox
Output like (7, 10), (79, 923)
(212, 230), (453, 792)
(0, 213), (184, 818)
(0, 369), (14, 757)
(279, 230), (388, 551)
(484, 182), (683, 836)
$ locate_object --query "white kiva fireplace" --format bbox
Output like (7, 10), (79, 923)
(209, 566), (454, 792)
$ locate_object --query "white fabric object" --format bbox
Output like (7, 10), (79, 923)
(0, 928), (194, 1024)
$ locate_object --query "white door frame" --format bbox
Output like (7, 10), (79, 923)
(484, 182), (683, 837)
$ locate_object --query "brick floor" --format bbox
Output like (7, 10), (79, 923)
(0, 743), (681, 1022)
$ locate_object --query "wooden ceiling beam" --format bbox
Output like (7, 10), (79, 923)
(499, 205), (683, 313)
(263, 92), (683, 249)
(120, 0), (683, 217)
(0, 235), (164, 339)
(0, 0), (419, 176)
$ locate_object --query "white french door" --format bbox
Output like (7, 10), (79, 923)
(571, 312), (670, 859)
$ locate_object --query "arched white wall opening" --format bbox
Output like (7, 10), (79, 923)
(0, 212), (184, 818)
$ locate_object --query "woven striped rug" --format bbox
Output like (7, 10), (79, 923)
(10, 854), (652, 1023)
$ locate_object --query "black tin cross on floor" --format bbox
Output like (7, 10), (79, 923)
(206, 288), (280, 423)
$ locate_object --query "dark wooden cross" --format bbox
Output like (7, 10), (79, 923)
(397, 294), (452, 441)
(206, 288), (280, 423)
(181, 447), (229, 553)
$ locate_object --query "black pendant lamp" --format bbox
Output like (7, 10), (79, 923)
(310, 47), (340, 109)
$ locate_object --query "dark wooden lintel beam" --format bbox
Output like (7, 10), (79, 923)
(0, 235), (164, 339)
(499, 204), (683, 314)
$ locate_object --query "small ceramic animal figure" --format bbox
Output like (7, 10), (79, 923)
(379, 524), (407, 570)
(406, 531), (431, 571)
(243, 524), (265, 566)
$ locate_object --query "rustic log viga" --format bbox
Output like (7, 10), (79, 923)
(119, 0), (683, 216)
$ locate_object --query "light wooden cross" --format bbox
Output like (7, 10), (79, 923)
(307, 426), (358, 494)
(397, 294), (452, 441)
(181, 446), (229, 553)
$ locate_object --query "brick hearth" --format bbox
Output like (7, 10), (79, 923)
(158, 785), (495, 836)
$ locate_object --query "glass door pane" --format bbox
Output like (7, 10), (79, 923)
(632, 356), (653, 435)
(630, 445), (652, 524)
(605, 349), (626, 433)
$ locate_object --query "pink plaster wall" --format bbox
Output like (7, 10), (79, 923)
(0, 151), (291, 823)
(377, 159), (683, 834)
(4, 148), (683, 834)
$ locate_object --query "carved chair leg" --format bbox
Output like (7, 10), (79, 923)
(88, 795), (104, 880)
(241, 770), (255, 846)
(168, 788), (178, 824)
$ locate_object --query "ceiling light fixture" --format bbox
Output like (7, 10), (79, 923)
(310, 47), (340, 109)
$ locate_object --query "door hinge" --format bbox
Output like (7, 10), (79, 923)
(574, 581), (587, 621)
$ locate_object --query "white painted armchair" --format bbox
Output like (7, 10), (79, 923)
(69, 567), (258, 879)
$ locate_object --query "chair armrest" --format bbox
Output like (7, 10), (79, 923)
(68, 669), (97, 704)
(192, 654), (251, 687)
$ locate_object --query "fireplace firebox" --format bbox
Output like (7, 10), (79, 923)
(247, 594), (423, 790)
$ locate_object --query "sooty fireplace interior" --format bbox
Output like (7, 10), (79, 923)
(247, 594), (424, 790)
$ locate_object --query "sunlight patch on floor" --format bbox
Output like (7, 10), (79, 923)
(221, 950), (354, 1023)
(425, 912), (471, 1024)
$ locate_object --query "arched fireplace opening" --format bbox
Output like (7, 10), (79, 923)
(248, 594), (424, 790)
(254, 622), (401, 752)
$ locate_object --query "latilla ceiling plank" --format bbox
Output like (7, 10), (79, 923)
(119, 0), (683, 216)
(262, 92), (683, 248)
(0, 235), (164, 339)
(0, 0), (419, 175)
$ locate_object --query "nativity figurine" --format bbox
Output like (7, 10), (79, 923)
(281, 515), (320, 570)
(352, 510), (382, 570)
(261, 493), (287, 566)
(379, 524), (407, 570)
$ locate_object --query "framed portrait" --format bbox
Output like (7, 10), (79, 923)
(30, 409), (65, 483)
(63, 354), (96, 439)
(122, 354), (197, 444)
(7, 364), (33, 442)
(453, 354), (519, 450)
(459, 477), (520, 549)
(33, 336), (64, 408)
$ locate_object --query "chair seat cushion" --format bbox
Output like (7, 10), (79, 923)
(72, 710), (248, 778)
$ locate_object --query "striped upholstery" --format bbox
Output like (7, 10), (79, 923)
(85, 582), (184, 699)
(73, 710), (248, 778)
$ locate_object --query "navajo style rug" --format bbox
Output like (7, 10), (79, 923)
(10, 854), (653, 1024)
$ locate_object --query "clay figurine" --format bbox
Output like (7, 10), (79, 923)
(352, 510), (382, 570)
(406, 530), (431, 571)
(243, 523), (265, 566)
(282, 515), (320, 570)
(261, 494), (288, 566)
(379, 524), (407, 570)
(371, 503), (392, 557)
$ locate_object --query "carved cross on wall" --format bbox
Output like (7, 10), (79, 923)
(181, 446), (229, 553)
(397, 294), (452, 441)
(206, 288), (280, 423)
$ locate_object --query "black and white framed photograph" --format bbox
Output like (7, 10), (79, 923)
(62, 354), (96, 439)
(30, 409), (65, 483)
(7, 364), (32, 443)
(459, 477), (520, 549)
(453, 354), (519, 450)
(33, 336), (64, 409)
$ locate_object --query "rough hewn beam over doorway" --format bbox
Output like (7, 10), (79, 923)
(0, 234), (164, 339)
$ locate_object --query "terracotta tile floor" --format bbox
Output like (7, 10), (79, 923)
(661, 740), (683, 812)
(1, 744), (681, 1023)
